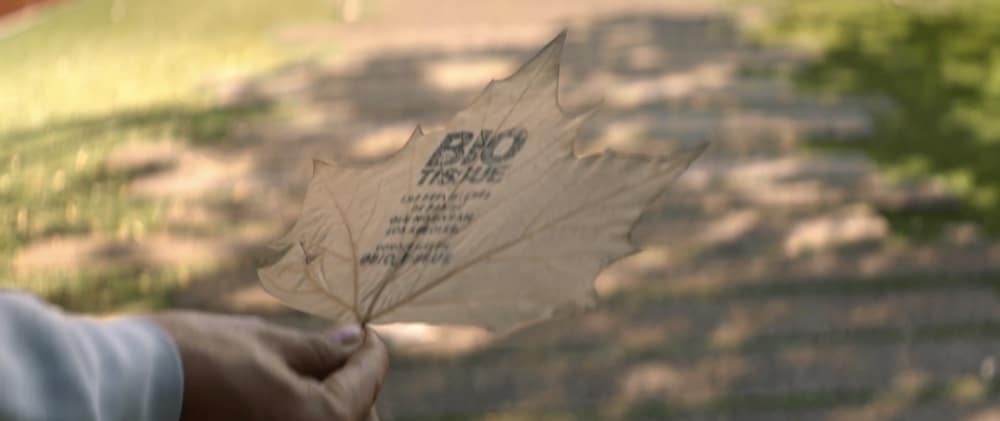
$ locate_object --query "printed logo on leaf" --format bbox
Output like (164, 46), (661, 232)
(419, 128), (527, 186)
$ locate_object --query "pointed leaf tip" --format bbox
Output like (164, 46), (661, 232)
(537, 30), (567, 64)
(311, 158), (325, 175)
(507, 30), (567, 80)
(407, 125), (424, 143)
(547, 30), (568, 52)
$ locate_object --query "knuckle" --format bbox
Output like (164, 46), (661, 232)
(287, 383), (329, 421)
(326, 376), (351, 400)
(324, 378), (361, 420)
(321, 396), (353, 421)
(272, 374), (308, 404)
(257, 377), (311, 420)
(328, 405), (352, 421)
(281, 379), (306, 401)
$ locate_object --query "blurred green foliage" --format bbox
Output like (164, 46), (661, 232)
(0, 0), (336, 312)
(749, 0), (1000, 237)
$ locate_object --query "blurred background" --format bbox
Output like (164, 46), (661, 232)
(2, 0), (1000, 419)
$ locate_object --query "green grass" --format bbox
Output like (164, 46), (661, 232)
(741, 0), (1000, 239)
(0, 0), (339, 312)
(0, 0), (336, 129)
(9, 266), (192, 313)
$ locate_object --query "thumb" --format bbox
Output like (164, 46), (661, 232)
(273, 324), (365, 378)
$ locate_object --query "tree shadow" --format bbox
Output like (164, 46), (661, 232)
(169, 10), (998, 420)
(9, 5), (1000, 420)
(165, 9), (1000, 420)
(1, 100), (273, 312)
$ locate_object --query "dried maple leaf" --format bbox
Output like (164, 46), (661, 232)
(258, 32), (707, 332)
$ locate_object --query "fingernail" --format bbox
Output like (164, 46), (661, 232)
(334, 325), (362, 346)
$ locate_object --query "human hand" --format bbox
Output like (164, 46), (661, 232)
(150, 312), (388, 421)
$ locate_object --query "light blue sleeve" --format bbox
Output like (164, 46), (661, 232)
(0, 292), (183, 421)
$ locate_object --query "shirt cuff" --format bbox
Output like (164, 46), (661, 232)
(65, 316), (185, 421)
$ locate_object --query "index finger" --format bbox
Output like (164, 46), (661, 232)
(322, 328), (389, 420)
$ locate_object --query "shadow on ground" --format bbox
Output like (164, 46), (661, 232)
(9, 7), (1000, 420)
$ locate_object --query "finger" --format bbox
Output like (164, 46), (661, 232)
(261, 324), (365, 378)
(323, 329), (389, 421)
